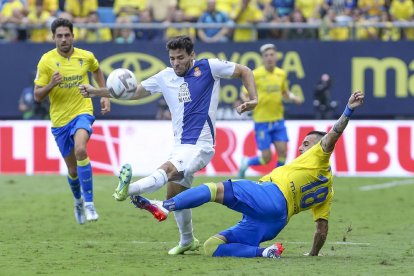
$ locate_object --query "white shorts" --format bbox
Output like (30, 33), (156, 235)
(168, 144), (215, 188)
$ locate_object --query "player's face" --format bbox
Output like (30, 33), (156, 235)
(169, 48), (194, 77)
(53, 26), (74, 54)
(262, 49), (277, 70)
(298, 134), (321, 155)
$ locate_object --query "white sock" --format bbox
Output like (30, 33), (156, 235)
(128, 169), (168, 195)
(84, 202), (94, 207)
(173, 209), (194, 246)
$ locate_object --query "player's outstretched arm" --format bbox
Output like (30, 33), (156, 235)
(309, 219), (328, 256)
(321, 91), (364, 153)
(79, 84), (151, 100)
(92, 68), (111, 115)
(232, 64), (258, 114)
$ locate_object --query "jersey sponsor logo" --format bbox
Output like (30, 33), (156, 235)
(194, 67), (201, 77)
(178, 82), (192, 103)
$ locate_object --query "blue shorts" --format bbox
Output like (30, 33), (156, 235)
(51, 114), (95, 158)
(254, 120), (289, 151)
(219, 179), (288, 246)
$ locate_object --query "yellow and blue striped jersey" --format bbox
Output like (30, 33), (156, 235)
(35, 48), (99, 127)
(245, 66), (288, 122)
(260, 142), (333, 221)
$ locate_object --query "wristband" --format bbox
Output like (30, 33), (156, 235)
(343, 105), (354, 118)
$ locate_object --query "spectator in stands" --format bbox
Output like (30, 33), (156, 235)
(353, 8), (379, 40)
(215, 0), (239, 16)
(285, 9), (317, 40)
(319, 8), (350, 40)
(114, 16), (135, 43)
(113, 0), (147, 22)
(27, 0), (57, 17)
(295, 0), (323, 22)
(82, 11), (112, 42)
(135, 9), (163, 40)
(231, 0), (264, 42)
(263, 0), (294, 21)
(165, 9), (196, 41)
(358, 0), (385, 20)
(147, 0), (176, 24)
(379, 10), (401, 41)
(0, 0), (28, 41)
(27, 0), (52, 43)
(389, 0), (414, 40)
(197, 0), (231, 43)
(65, 0), (97, 23)
(19, 71), (49, 120)
(321, 0), (357, 18)
(179, 0), (207, 22)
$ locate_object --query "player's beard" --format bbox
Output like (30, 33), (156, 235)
(59, 43), (72, 54)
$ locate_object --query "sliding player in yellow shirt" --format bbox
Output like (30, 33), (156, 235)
(34, 18), (110, 224)
(131, 91), (364, 258)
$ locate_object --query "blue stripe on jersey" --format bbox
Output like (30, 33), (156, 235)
(206, 115), (215, 144)
(181, 59), (214, 144)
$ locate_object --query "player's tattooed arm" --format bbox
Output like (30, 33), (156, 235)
(321, 115), (349, 152)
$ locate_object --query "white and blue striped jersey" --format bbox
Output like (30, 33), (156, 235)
(141, 58), (236, 147)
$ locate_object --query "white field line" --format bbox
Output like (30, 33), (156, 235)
(37, 240), (369, 246)
(359, 179), (414, 191)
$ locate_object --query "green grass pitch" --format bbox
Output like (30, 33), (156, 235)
(1, 175), (413, 275)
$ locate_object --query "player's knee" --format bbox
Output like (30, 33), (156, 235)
(203, 236), (225, 256)
(260, 153), (271, 164)
(74, 146), (87, 160)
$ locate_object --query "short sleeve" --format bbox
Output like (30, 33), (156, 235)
(34, 57), (50, 87)
(208, 59), (236, 79)
(88, 52), (99, 72)
(141, 71), (163, 94)
(312, 187), (333, 221)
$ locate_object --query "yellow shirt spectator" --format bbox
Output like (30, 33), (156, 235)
(28, 9), (51, 42)
(216, 0), (239, 15)
(231, 0), (264, 42)
(1, 0), (25, 18)
(358, 0), (385, 18)
(390, 0), (414, 21)
(295, 0), (323, 20)
(65, 0), (98, 18)
(179, 0), (207, 20)
(27, 0), (58, 15)
(113, 0), (147, 17)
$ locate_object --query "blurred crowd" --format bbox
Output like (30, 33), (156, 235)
(1, 0), (414, 43)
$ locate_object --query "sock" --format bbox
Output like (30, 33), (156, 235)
(247, 156), (261, 166)
(128, 169), (167, 195)
(213, 243), (259, 257)
(173, 209), (194, 246)
(256, 247), (265, 257)
(276, 157), (286, 168)
(77, 157), (93, 203)
(67, 175), (81, 200)
(163, 184), (212, 211)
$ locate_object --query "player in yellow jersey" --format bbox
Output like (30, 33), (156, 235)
(238, 43), (303, 178)
(34, 18), (111, 224)
(131, 91), (364, 258)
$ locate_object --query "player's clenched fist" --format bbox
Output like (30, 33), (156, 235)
(50, 71), (62, 87)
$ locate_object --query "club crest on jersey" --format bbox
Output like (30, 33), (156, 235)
(178, 82), (192, 103)
(194, 67), (201, 77)
(56, 62), (60, 68)
(79, 59), (83, 67)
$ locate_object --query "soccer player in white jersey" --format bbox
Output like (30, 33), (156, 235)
(79, 35), (258, 255)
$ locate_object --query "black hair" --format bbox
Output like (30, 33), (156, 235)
(51, 18), (73, 35)
(306, 130), (327, 138)
(166, 36), (194, 55)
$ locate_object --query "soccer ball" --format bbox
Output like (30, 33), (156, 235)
(106, 68), (138, 100)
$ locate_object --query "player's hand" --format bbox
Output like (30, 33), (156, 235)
(348, 91), (364, 109)
(236, 99), (257, 114)
(79, 84), (97, 98)
(100, 97), (111, 115)
(50, 71), (62, 87)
